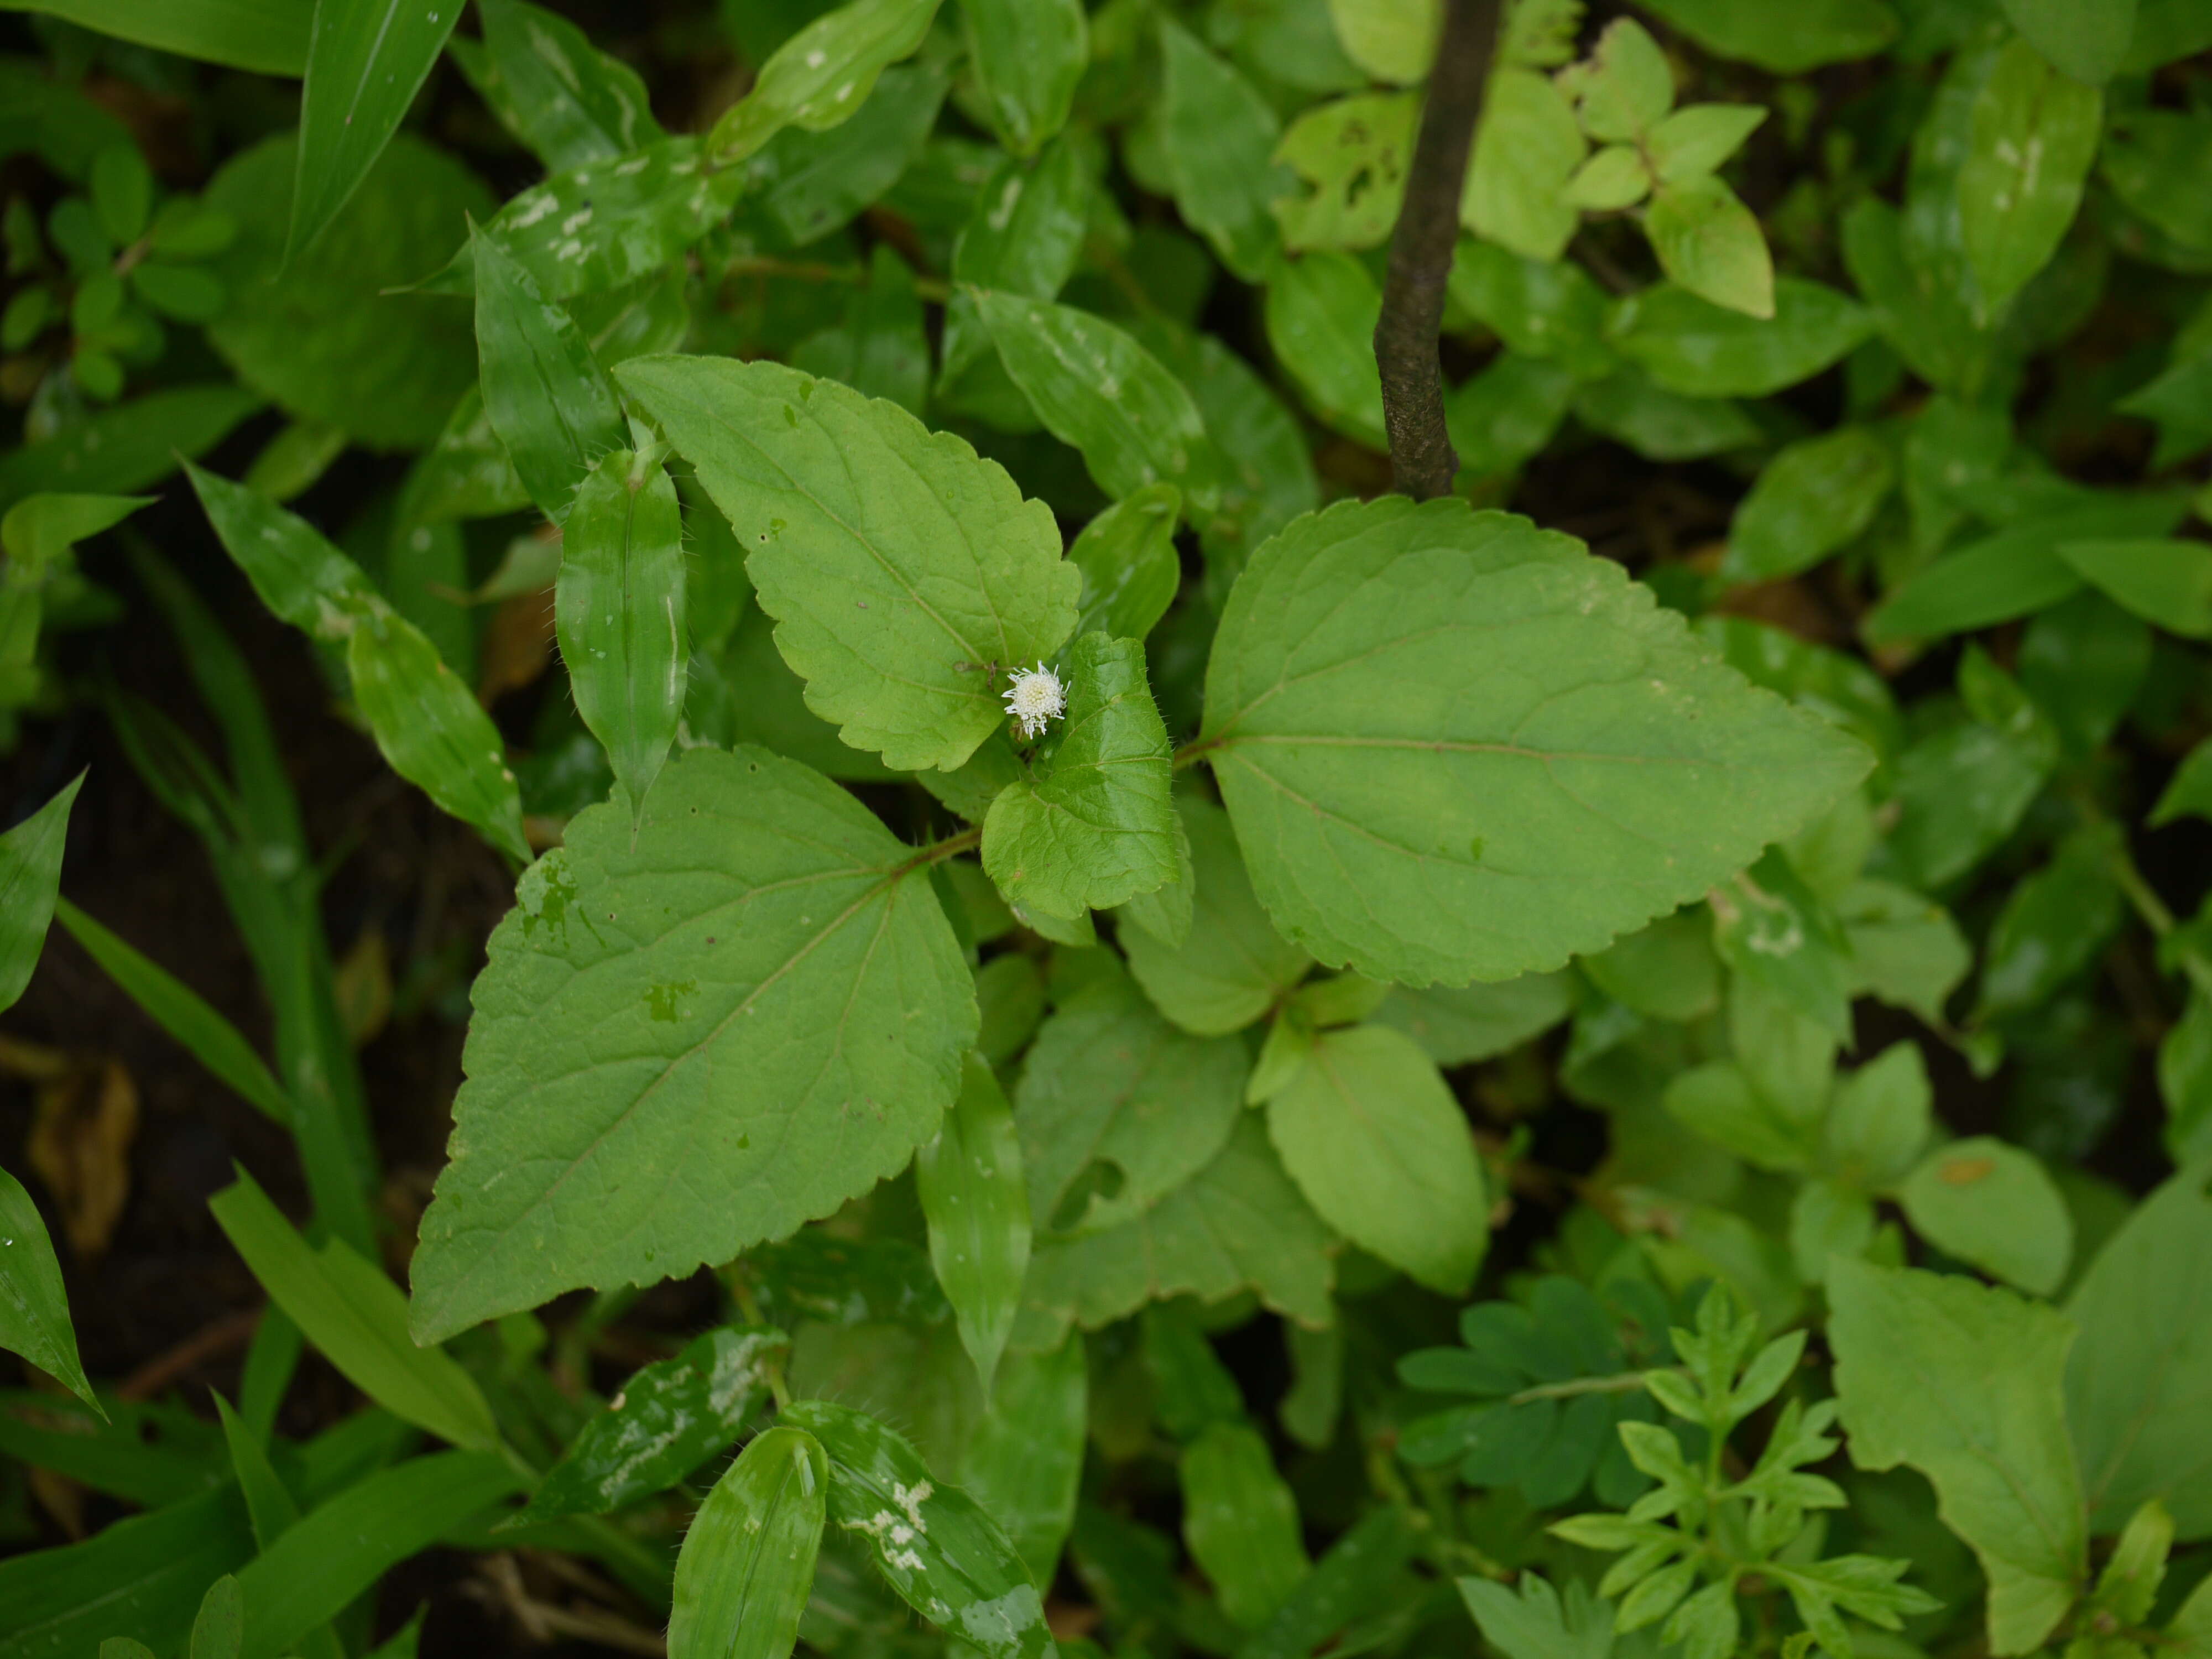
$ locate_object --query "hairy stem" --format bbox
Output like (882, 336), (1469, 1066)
(1374, 0), (1501, 500)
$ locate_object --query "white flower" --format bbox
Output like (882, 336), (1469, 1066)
(1001, 661), (1068, 739)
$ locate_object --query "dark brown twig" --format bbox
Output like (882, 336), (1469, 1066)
(1374, 0), (1503, 500)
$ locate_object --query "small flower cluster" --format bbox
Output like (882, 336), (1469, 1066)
(1002, 662), (1067, 739)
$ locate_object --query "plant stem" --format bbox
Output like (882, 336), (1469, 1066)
(1373, 0), (1501, 500)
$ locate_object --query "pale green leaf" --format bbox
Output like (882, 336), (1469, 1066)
(959, 0), (1086, 155)
(1015, 1115), (1337, 1349)
(1896, 1138), (2073, 1295)
(1120, 796), (1311, 1035)
(1197, 497), (1871, 985)
(1272, 92), (1417, 253)
(470, 227), (625, 523)
(1328, 0), (1438, 82)
(1960, 36), (2102, 312)
(1823, 1040), (1933, 1191)
(1828, 1258), (2086, 1655)
(558, 447), (688, 808)
(1565, 18), (1674, 143)
(1462, 67), (1585, 262)
(617, 354), (1079, 772)
(2065, 1164), (2212, 1538)
(669, 1426), (827, 1659)
(408, 746), (977, 1342)
(1371, 972), (1575, 1066)
(917, 1055), (1032, 1392)
(288, 0), (461, 258)
(1267, 1024), (1489, 1295)
(210, 1168), (500, 1452)
(975, 290), (1225, 515)
(1648, 103), (1767, 182)
(190, 1577), (242, 1659)
(706, 0), (940, 168)
(1015, 973), (1247, 1237)
(1644, 177), (1774, 319)
(982, 634), (1176, 920)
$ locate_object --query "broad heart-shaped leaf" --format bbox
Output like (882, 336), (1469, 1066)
(669, 1426), (827, 1659)
(0, 1162), (99, 1412)
(2065, 1164), (2212, 1540)
(1267, 1024), (1488, 1295)
(617, 354), (1079, 772)
(975, 291), (1225, 518)
(705, 0), (940, 168)
(288, 0), (461, 258)
(1014, 974), (1248, 1239)
(507, 1325), (788, 1526)
(1959, 36), (2101, 315)
(1197, 498), (1871, 987)
(1121, 796), (1312, 1035)
(782, 1399), (1055, 1659)
(408, 745), (977, 1342)
(916, 1056), (1031, 1394)
(0, 770), (80, 1017)
(558, 448), (688, 810)
(186, 463), (528, 862)
(982, 634), (1176, 920)
(471, 227), (625, 523)
(1829, 1259), (2087, 1656)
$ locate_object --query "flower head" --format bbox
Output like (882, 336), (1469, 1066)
(1002, 661), (1068, 740)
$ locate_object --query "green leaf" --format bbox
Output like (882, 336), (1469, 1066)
(509, 1326), (788, 1525)
(669, 1426), (827, 1659)
(186, 463), (528, 860)
(557, 447), (688, 809)
(1198, 497), (1870, 985)
(1631, 0), (1898, 72)
(470, 228), (625, 523)
(1976, 826), (2125, 1021)
(1447, 241), (1618, 381)
(975, 290), (1224, 516)
(209, 1167), (500, 1451)
(959, 0), (1085, 156)
(782, 1399), (1054, 1659)
(1328, 0), (1438, 82)
(191, 1577), (243, 1659)
(1722, 427), (1896, 582)
(617, 354), (1079, 773)
(2101, 110), (2212, 257)
(1272, 92), (1417, 253)
(422, 138), (745, 302)
(956, 1334), (1088, 1584)
(234, 1452), (523, 1659)
(1016, 1115), (1336, 1349)
(1828, 1258), (2086, 1655)
(1896, 1138), (2072, 1295)
(206, 133), (489, 450)
(1120, 796), (1311, 1035)
(288, 0), (460, 258)
(792, 244), (931, 415)
(982, 634), (1176, 921)
(1015, 973), (1248, 1237)
(0, 384), (261, 517)
(1179, 1421), (1310, 1629)
(1069, 485), (1181, 644)
(0, 493), (146, 578)
(1959, 36), (2102, 314)
(1459, 1572), (1618, 1659)
(1463, 68), (1585, 262)
(1572, 369), (1761, 460)
(469, 0), (663, 171)
(408, 746), (977, 1340)
(2065, 1164), (2212, 1538)
(738, 62), (947, 248)
(705, 0), (939, 168)
(0, 1162), (98, 1412)
(917, 1056), (1031, 1394)
(1608, 278), (1868, 398)
(1372, 972), (1575, 1065)
(1648, 103), (1767, 182)
(1823, 1040), (1932, 1191)
(2, 0), (309, 75)
(1583, 911), (1723, 1022)
(1267, 1024), (1488, 1295)
(1445, 353), (1579, 478)
(0, 769), (80, 1016)
(1156, 18), (1287, 283)
(939, 137), (1094, 391)
(1665, 1061), (1815, 1171)
(1643, 177), (1773, 319)
(1710, 848), (1856, 1041)
(2056, 539), (2212, 637)
(1565, 19), (1674, 143)
(1263, 253), (1386, 450)
(0, 1486), (254, 1658)
(2002, 0), (2135, 84)
(54, 899), (290, 1124)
